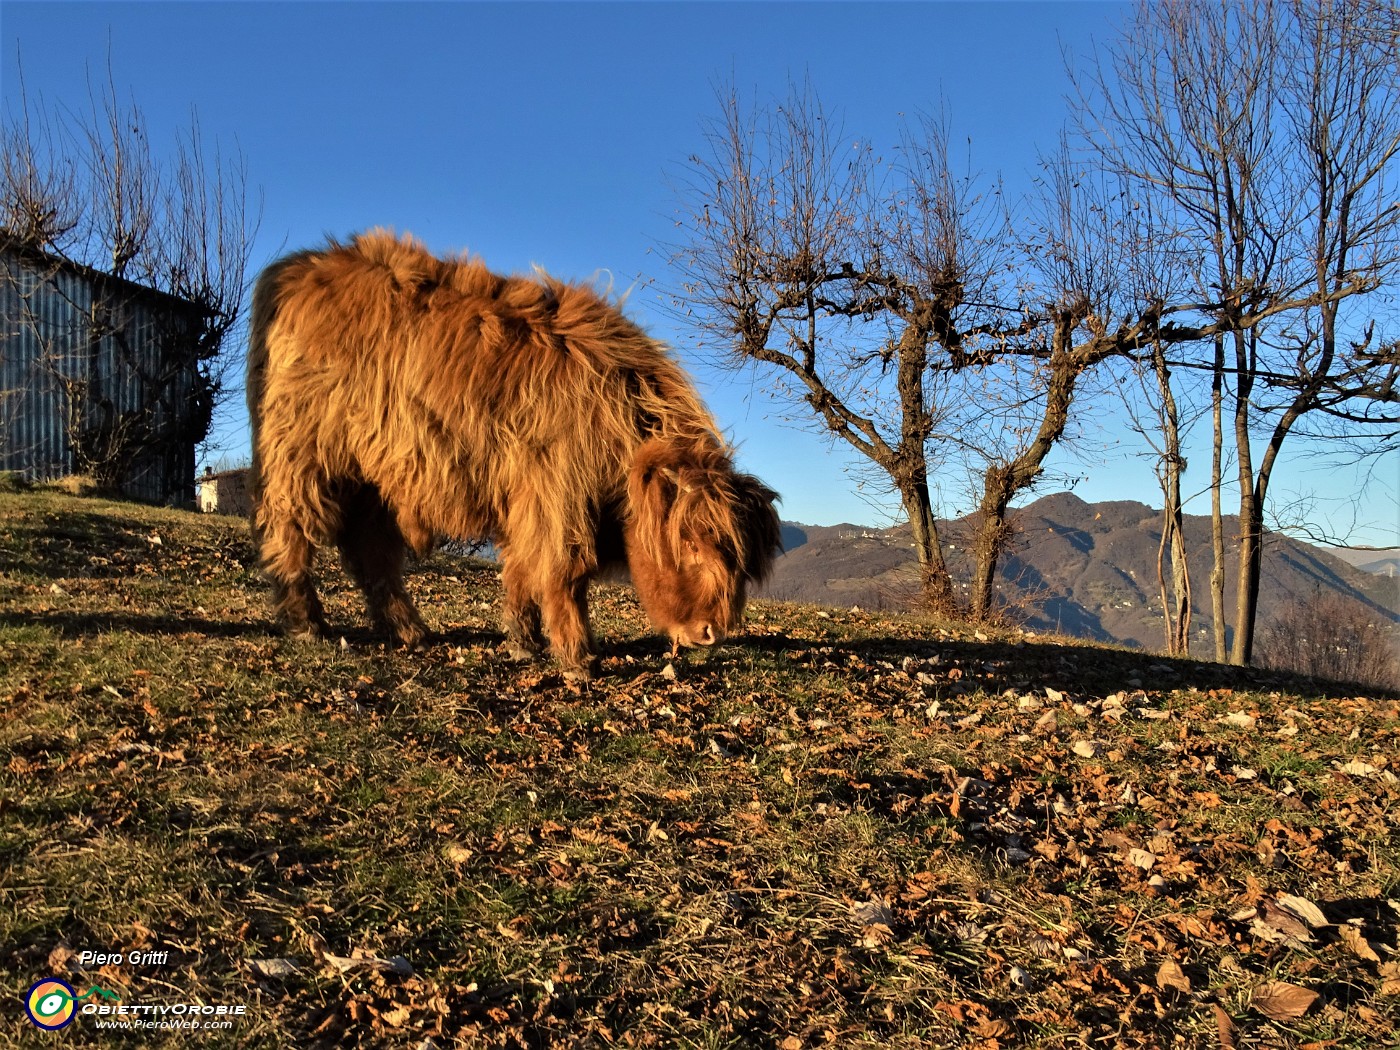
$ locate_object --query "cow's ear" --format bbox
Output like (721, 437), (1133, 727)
(630, 441), (669, 498)
(733, 472), (781, 581)
(628, 439), (681, 537)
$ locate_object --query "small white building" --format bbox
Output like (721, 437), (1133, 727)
(197, 467), (252, 518)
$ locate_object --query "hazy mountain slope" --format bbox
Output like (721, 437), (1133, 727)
(760, 492), (1400, 651)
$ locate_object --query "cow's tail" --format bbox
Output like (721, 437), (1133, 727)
(246, 250), (311, 534)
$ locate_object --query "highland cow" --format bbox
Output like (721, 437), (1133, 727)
(247, 230), (780, 679)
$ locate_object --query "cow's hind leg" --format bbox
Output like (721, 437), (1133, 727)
(337, 485), (428, 648)
(256, 515), (330, 640)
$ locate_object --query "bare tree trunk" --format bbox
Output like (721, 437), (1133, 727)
(894, 302), (956, 614)
(1209, 334), (1228, 663)
(1151, 344), (1191, 656)
(899, 474), (954, 613)
(968, 322), (1094, 621)
(1156, 499), (1192, 656)
(1230, 329), (1260, 665)
(1232, 505), (1264, 665)
(970, 464), (1017, 622)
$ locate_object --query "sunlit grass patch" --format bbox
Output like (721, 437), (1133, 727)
(0, 489), (1396, 1048)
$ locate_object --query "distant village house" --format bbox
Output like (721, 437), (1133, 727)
(197, 466), (252, 518)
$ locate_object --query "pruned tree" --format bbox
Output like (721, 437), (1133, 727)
(958, 139), (1161, 623)
(672, 73), (1341, 627)
(672, 81), (1020, 613)
(1127, 337), (1197, 657)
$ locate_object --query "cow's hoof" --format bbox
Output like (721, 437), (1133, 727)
(394, 627), (428, 650)
(561, 655), (598, 684)
(505, 643), (540, 663)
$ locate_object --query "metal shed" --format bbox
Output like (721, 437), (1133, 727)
(0, 235), (212, 505)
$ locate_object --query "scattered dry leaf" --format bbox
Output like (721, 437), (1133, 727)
(1128, 848), (1157, 871)
(1252, 981), (1319, 1021)
(443, 842), (473, 864)
(1339, 759), (1379, 776)
(1214, 1004), (1238, 1049)
(852, 897), (894, 929)
(248, 958), (303, 979)
(1156, 958), (1191, 995)
(1255, 899), (1315, 943)
(47, 944), (76, 973)
(1338, 924), (1381, 964)
(975, 1017), (1015, 1038)
(321, 952), (413, 976)
(1275, 895), (1328, 929)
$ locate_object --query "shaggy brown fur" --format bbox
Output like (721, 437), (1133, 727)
(247, 230), (780, 678)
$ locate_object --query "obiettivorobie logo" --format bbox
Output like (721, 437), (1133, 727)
(24, 975), (247, 1033)
(24, 978), (120, 1030)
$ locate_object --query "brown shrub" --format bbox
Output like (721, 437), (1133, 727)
(1256, 590), (1400, 694)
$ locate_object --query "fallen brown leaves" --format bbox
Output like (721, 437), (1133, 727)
(1251, 980), (1320, 1022)
(0, 491), (1397, 1048)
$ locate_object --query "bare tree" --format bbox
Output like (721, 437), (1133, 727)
(1111, 330), (1208, 658)
(959, 141), (1161, 623)
(1074, 0), (1400, 664)
(673, 76), (1335, 626)
(673, 81), (1018, 613)
(674, 83), (1151, 620)
(1108, 326), (1203, 658)
(0, 58), (258, 494)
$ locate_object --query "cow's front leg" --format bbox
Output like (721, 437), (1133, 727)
(500, 558), (547, 662)
(539, 572), (597, 682)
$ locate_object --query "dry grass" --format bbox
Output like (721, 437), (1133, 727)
(1, 489), (1396, 1048)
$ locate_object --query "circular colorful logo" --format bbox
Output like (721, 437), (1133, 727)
(25, 978), (77, 1030)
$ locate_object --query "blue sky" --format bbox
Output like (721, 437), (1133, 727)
(4, 2), (1397, 547)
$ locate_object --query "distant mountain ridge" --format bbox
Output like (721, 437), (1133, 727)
(1327, 549), (1400, 578)
(760, 492), (1399, 653)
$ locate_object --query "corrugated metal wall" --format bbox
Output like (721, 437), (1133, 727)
(0, 243), (206, 504)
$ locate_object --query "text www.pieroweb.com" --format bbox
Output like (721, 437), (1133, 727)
(85, 1002), (245, 1031)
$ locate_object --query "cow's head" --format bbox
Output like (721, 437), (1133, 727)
(625, 437), (781, 652)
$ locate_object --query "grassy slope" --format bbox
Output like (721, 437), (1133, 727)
(0, 489), (1396, 1049)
